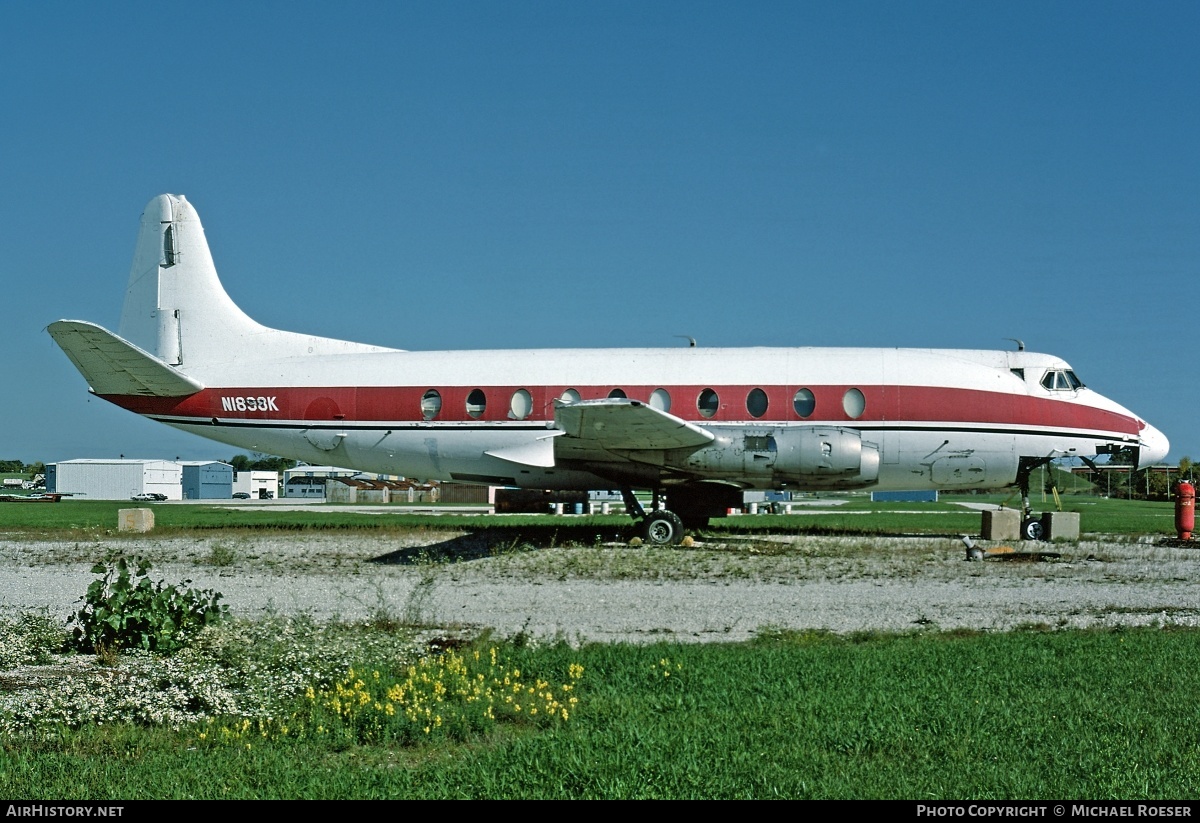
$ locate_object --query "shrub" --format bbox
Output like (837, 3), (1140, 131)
(69, 554), (229, 654)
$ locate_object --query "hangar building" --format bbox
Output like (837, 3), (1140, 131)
(179, 461), (234, 499)
(48, 459), (184, 500)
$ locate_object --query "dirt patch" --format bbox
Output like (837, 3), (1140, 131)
(1, 532), (1197, 644)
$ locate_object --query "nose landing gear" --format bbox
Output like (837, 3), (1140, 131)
(1016, 456), (1058, 541)
(1020, 516), (1045, 541)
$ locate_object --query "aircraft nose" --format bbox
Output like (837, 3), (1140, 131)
(1138, 423), (1170, 468)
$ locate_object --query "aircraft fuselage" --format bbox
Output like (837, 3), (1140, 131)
(48, 194), (1169, 542)
(97, 345), (1150, 493)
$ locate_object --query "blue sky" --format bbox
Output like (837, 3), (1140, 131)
(4, 1), (1197, 465)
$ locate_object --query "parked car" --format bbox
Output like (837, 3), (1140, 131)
(131, 493), (157, 501)
(232, 492), (251, 499)
(150, 493), (168, 500)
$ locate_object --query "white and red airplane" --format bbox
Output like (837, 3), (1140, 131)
(49, 194), (1169, 544)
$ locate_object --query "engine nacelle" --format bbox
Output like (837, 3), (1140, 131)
(671, 426), (880, 490)
(773, 426), (880, 489)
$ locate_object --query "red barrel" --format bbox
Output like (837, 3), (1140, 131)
(1177, 481), (1195, 540)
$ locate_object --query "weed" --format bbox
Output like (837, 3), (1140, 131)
(69, 553), (230, 654)
(205, 541), (238, 567)
(95, 642), (119, 667)
(0, 610), (66, 667)
(400, 568), (439, 628)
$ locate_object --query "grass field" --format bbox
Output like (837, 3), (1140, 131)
(4, 627), (1200, 799)
(1, 494), (1195, 799)
(0, 492), (1179, 539)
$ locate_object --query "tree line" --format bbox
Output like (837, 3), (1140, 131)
(2, 455), (296, 476)
(0, 460), (46, 476)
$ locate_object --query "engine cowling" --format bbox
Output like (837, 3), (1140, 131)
(671, 426), (880, 490)
(773, 426), (880, 489)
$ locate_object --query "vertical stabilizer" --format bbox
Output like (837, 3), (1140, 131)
(118, 194), (265, 369)
(116, 194), (396, 376)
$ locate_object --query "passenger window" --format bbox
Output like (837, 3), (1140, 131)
(466, 389), (487, 419)
(650, 388), (671, 412)
(697, 388), (719, 418)
(746, 388), (768, 418)
(793, 388), (815, 418)
(608, 388), (627, 399)
(560, 389), (581, 404)
(843, 388), (865, 419)
(509, 389), (532, 420)
(421, 389), (441, 421)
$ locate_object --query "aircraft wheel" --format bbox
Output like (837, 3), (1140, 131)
(642, 511), (685, 546)
(1021, 517), (1045, 542)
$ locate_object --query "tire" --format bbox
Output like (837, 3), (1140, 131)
(642, 511), (685, 546)
(1021, 517), (1045, 541)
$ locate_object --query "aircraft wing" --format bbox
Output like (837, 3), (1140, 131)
(554, 398), (715, 456)
(47, 320), (204, 397)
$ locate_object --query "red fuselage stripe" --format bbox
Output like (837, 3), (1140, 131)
(99, 384), (1141, 435)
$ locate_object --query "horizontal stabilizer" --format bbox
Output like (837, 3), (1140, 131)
(554, 398), (715, 451)
(47, 320), (204, 397)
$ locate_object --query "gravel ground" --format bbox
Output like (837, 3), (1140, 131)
(1, 530), (1198, 644)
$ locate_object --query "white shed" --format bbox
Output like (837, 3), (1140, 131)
(232, 470), (278, 499)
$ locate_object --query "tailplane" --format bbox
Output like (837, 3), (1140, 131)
(47, 320), (204, 397)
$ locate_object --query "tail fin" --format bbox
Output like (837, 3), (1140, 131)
(115, 194), (395, 376)
(118, 194), (264, 368)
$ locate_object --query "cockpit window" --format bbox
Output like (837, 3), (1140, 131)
(1041, 370), (1084, 391)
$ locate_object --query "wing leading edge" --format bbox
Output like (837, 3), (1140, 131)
(554, 398), (715, 456)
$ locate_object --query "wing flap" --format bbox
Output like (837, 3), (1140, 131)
(554, 399), (715, 453)
(47, 320), (204, 397)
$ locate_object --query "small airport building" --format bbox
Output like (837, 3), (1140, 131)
(45, 459), (271, 501)
(281, 466), (380, 499)
(179, 461), (234, 500)
(48, 459), (185, 501)
(232, 470), (279, 499)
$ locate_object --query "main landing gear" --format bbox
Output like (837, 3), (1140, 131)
(620, 487), (686, 546)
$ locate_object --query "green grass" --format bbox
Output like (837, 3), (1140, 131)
(5, 628), (1200, 799)
(0, 495), (1192, 798)
(0, 494), (1177, 540)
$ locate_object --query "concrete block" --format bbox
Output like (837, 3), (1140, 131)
(118, 508), (155, 533)
(1041, 511), (1080, 541)
(981, 509), (1020, 540)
